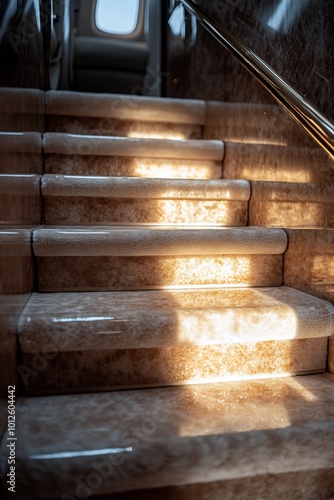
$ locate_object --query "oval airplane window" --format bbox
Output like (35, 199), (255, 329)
(95, 0), (141, 35)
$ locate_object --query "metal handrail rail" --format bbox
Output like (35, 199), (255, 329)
(180, 0), (334, 157)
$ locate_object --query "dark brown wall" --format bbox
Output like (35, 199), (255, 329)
(0, 0), (50, 433)
(165, 0), (334, 120)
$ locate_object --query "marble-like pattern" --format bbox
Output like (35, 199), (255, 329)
(18, 286), (332, 394)
(44, 198), (248, 226)
(45, 154), (223, 179)
(33, 226), (286, 291)
(223, 143), (334, 184)
(19, 287), (334, 353)
(21, 338), (327, 395)
(47, 116), (203, 140)
(101, 468), (334, 499)
(249, 182), (334, 228)
(1, 375), (334, 498)
(36, 254), (283, 292)
(284, 229), (334, 304)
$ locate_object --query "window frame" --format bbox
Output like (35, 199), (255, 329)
(93, 0), (144, 39)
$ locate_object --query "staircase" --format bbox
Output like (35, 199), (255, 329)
(1, 91), (334, 499)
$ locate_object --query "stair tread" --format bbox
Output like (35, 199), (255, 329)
(4, 374), (334, 498)
(42, 175), (250, 200)
(18, 286), (334, 352)
(46, 90), (206, 124)
(43, 133), (224, 160)
(32, 226), (287, 256)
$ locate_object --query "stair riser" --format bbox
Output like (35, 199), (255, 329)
(47, 116), (203, 140)
(21, 338), (327, 395)
(223, 143), (334, 184)
(36, 255), (283, 292)
(249, 201), (334, 228)
(44, 198), (248, 226)
(249, 183), (334, 228)
(329, 338), (334, 375)
(45, 154), (222, 179)
(46, 91), (206, 124)
(204, 102), (312, 147)
(284, 229), (334, 303)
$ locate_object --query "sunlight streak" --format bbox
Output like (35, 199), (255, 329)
(127, 131), (186, 141)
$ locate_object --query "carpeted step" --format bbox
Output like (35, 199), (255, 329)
(17, 286), (333, 394)
(46, 90), (205, 140)
(33, 226), (287, 292)
(43, 133), (224, 179)
(2, 374), (334, 499)
(42, 175), (250, 226)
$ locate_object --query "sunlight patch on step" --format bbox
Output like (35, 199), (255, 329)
(176, 374), (319, 438)
(127, 131), (186, 141)
(173, 310), (297, 345)
(160, 256), (252, 288)
(141, 286), (320, 407)
(168, 287), (300, 345)
(141, 200), (229, 225)
(163, 286), (320, 437)
(225, 137), (288, 146)
(134, 161), (216, 179)
(238, 165), (311, 183)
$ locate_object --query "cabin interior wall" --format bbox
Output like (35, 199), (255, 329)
(0, 0), (49, 433)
